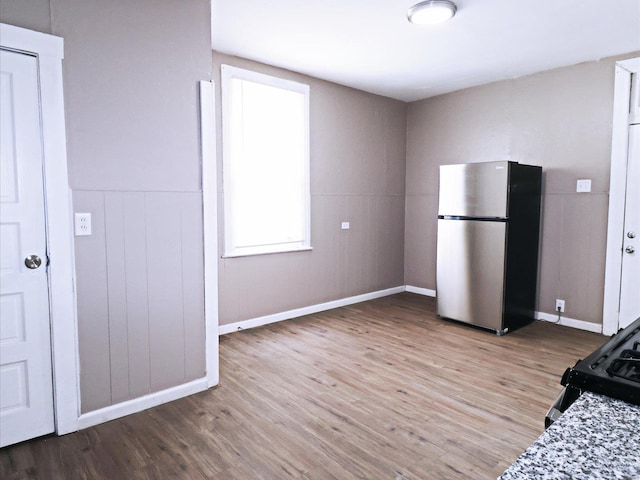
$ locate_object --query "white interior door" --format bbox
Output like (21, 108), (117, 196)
(619, 123), (640, 329)
(0, 49), (55, 447)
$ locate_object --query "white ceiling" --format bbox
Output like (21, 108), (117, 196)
(211, 0), (640, 102)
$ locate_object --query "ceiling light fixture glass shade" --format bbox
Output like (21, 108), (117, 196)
(407, 0), (457, 25)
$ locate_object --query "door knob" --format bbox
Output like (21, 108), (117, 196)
(625, 246), (635, 254)
(24, 255), (42, 269)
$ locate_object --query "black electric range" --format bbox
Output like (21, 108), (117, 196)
(545, 316), (640, 428)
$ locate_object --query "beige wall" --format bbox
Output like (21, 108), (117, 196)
(1, 0), (212, 412)
(213, 53), (407, 326)
(1, 0), (52, 33)
(405, 53), (639, 325)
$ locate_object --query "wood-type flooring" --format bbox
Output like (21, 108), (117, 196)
(0, 293), (607, 479)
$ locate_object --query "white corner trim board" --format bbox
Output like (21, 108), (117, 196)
(219, 286), (406, 334)
(199, 80), (219, 389)
(77, 378), (209, 431)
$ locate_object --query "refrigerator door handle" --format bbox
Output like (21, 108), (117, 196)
(438, 215), (508, 222)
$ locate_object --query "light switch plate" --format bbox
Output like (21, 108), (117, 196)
(576, 179), (592, 193)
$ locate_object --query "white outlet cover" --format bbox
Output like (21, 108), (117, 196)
(341, 221), (350, 230)
(74, 213), (92, 236)
(576, 179), (591, 193)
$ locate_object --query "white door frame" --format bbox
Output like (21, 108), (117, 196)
(0, 23), (80, 434)
(603, 56), (640, 336)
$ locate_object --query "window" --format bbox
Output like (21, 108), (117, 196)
(221, 65), (311, 257)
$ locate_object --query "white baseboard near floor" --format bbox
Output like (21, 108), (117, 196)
(405, 285), (436, 297)
(219, 286), (406, 335)
(406, 287), (602, 334)
(535, 311), (603, 333)
(76, 377), (209, 431)
(218, 284), (603, 336)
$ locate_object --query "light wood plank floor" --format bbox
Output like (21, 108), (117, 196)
(1, 293), (606, 479)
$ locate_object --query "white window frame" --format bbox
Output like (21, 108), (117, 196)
(221, 64), (311, 257)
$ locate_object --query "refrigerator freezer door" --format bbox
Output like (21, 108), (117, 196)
(438, 162), (509, 218)
(436, 218), (507, 331)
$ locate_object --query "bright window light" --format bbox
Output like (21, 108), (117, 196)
(221, 65), (311, 257)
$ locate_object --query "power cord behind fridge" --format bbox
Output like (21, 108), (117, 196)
(552, 305), (562, 324)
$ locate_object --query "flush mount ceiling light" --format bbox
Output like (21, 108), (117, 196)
(407, 0), (457, 25)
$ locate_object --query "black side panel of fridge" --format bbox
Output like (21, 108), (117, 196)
(504, 163), (542, 331)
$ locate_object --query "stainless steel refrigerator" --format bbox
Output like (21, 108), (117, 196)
(436, 161), (542, 335)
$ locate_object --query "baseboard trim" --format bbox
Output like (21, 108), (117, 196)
(535, 311), (603, 334)
(405, 288), (602, 334)
(218, 285), (602, 336)
(405, 285), (436, 297)
(76, 378), (209, 431)
(219, 286), (406, 335)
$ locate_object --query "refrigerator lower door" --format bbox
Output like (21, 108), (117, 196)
(436, 219), (507, 332)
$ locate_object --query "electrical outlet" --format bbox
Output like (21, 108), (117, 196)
(341, 221), (350, 230)
(75, 213), (92, 236)
(576, 179), (591, 193)
(555, 299), (565, 313)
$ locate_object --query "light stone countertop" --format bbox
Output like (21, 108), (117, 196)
(499, 391), (640, 480)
